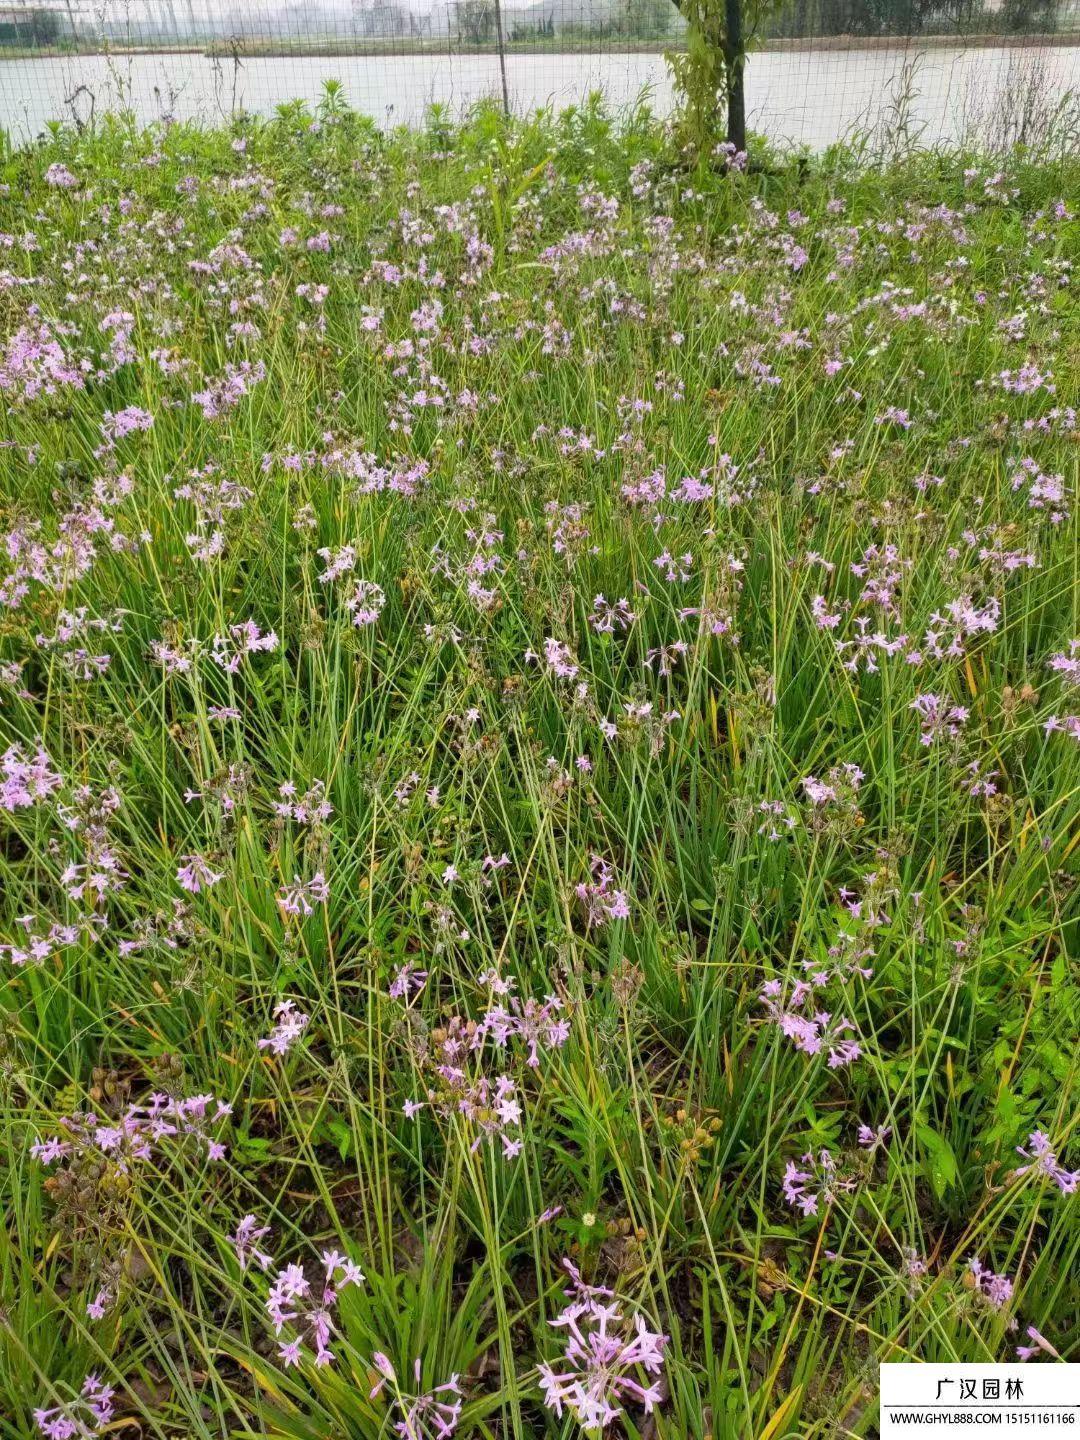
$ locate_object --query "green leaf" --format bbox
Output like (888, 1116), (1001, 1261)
(917, 1124), (958, 1200)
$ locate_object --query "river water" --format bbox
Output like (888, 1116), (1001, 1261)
(1, 43), (1078, 149)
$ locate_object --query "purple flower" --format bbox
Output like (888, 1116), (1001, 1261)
(1, 742), (62, 812)
(176, 853), (224, 894)
(345, 578), (386, 627)
(811, 595), (842, 630)
(801, 763), (863, 809)
(369, 1354), (464, 1438)
(258, 1000), (310, 1057)
(1017, 1326), (1060, 1362)
(86, 1282), (117, 1321)
(277, 872), (329, 917)
(389, 960), (428, 1001)
(760, 983), (861, 1069)
(265, 1250), (364, 1368)
(1043, 715), (1080, 742)
(100, 406), (153, 445)
(538, 1259), (668, 1432)
(425, 1025), (524, 1158)
(909, 693), (969, 746)
(644, 640), (688, 676)
(653, 548), (692, 584)
(36, 1089), (232, 1171)
(316, 545), (357, 584)
(782, 1148), (856, 1216)
(542, 637), (579, 681)
(192, 360), (266, 421)
(1048, 640), (1080, 687)
(574, 855), (631, 928)
(231, 1215), (273, 1272)
(34, 1374), (113, 1439)
(482, 991), (570, 1068)
(857, 1123), (892, 1151)
(210, 619), (278, 672)
(1015, 1130), (1079, 1194)
(44, 163), (80, 189)
(1, 914), (95, 969)
(968, 1256), (1013, 1310)
(591, 594), (637, 634)
(274, 779), (333, 825)
(901, 1247), (928, 1285)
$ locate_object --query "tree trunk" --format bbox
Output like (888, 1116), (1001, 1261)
(723, 0), (746, 150)
(492, 0), (510, 115)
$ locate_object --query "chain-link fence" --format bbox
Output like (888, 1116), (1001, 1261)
(0, 0), (1079, 149)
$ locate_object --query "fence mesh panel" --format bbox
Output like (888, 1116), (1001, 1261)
(0, 0), (1079, 148)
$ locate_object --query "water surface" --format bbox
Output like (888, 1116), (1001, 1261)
(1, 43), (1077, 148)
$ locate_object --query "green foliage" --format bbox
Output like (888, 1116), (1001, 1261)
(0, 101), (1078, 1439)
(665, 0), (731, 151)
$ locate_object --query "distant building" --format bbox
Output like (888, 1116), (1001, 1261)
(0, 1), (81, 45)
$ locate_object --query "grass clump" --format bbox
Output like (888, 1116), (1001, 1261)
(0, 92), (1078, 1439)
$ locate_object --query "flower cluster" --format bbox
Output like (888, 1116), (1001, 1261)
(909, 692), (970, 746)
(346, 578), (386, 627)
(968, 1257), (1014, 1311)
(760, 980), (861, 1069)
(276, 872), (330, 917)
(782, 1148), (857, 1216)
(230, 1214), (274, 1272)
(574, 855), (631, 927)
(34, 1374), (113, 1439)
(210, 619), (279, 672)
(482, 986), (571, 1069)
(0, 914), (100, 969)
(176, 853), (224, 894)
(273, 779), (333, 824)
(33, 1091), (232, 1170)
(538, 1259), (668, 1433)
(265, 1249), (364, 1367)
(1, 741), (63, 811)
(259, 1000), (311, 1057)
(1014, 1131), (1078, 1195)
(369, 1353), (464, 1440)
